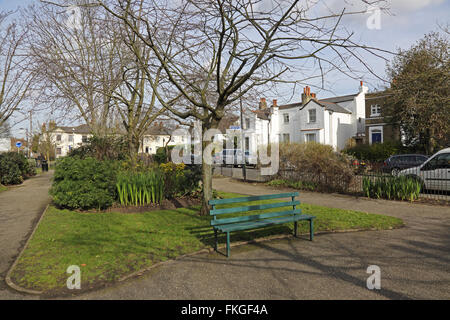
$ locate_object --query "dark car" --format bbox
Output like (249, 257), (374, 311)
(382, 154), (429, 176)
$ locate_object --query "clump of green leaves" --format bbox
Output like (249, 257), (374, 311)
(0, 152), (36, 185)
(362, 176), (422, 201)
(50, 157), (118, 210)
(116, 170), (164, 206)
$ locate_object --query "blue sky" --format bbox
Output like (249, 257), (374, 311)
(1, 0), (449, 136)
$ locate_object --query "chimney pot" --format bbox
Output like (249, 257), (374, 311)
(273, 99), (277, 107)
(360, 81), (363, 87)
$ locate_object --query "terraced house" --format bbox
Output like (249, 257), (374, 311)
(238, 82), (369, 154)
(364, 91), (401, 144)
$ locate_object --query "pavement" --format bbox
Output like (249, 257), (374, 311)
(1, 175), (449, 299)
(76, 177), (450, 300)
(0, 171), (53, 300)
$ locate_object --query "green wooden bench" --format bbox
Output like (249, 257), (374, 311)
(209, 192), (315, 257)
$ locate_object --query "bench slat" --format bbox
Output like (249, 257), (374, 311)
(210, 200), (300, 215)
(210, 209), (302, 226)
(208, 192), (299, 206)
(216, 214), (315, 233)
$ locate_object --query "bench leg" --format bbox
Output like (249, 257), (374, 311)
(226, 232), (230, 258)
(294, 221), (298, 238)
(214, 229), (218, 252)
(309, 219), (314, 241)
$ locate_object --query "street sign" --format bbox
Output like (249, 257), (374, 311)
(230, 126), (241, 130)
(15, 142), (22, 148)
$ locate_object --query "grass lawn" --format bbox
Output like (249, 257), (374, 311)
(10, 191), (403, 293)
(0, 184), (7, 193)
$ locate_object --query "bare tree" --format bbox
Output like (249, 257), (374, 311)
(0, 11), (34, 129)
(97, 0), (393, 214)
(25, 2), (123, 135)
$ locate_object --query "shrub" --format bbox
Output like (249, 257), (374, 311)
(267, 179), (317, 191)
(68, 135), (129, 161)
(50, 157), (118, 210)
(343, 141), (403, 163)
(116, 170), (164, 206)
(0, 152), (36, 185)
(154, 145), (176, 164)
(160, 162), (202, 198)
(277, 142), (354, 192)
(362, 175), (422, 201)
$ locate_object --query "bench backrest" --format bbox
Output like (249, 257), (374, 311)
(208, 192), (301, 227)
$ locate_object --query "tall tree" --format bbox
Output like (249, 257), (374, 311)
(99, 0), (390, 215)
(25, 2), (123, 135)
(385, 32), (450, 154)
(0, 11), (33, 128)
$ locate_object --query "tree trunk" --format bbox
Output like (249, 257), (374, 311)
(200, 156), (213, 216)
(128, 132), (140, 167)
(199, 119), (218, 216)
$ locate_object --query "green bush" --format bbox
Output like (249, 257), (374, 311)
(0, 152), (36, 185)
(343, 141), (403, 162)
(50, 157), (118, 210)
(159, 162), (202, 198)
(277, 142), (354, 192)
(267, 179), (317, 191)
(154, 145), (176, 164)
(362, 175), (421, 201)
(68, 135), (129, 161)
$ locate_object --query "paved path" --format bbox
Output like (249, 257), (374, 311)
(0, 172), (53, 300)
(76, 177), (449, 300)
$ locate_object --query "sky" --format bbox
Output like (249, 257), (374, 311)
(1, 0), (449, 137)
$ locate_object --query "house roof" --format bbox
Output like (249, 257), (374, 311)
(56, 124), (91, 134)
(317, 100), (352, 114)
(299, 99), (352, 114)
(251, 109), (271, 120)
(277, 102), (303, 110)
(320, 93), (358, 103)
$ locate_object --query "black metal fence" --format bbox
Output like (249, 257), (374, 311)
(277, 168), (449, 203)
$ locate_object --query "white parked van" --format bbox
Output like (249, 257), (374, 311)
(399, 147), (450, 192)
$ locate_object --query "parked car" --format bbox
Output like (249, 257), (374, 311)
(214, 149), (257, 167)
(398, 148), (450, 192)
(382, 154), (429, 176)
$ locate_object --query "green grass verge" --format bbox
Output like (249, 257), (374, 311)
(0, 184), (7, 193)
(10, 191), (403, 292)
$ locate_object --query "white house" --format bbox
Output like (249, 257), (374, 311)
(51, 124), (92, 158)
(0, 138), (11, 153)
(235, 82), (368, 154)
(140, 126), (187, 155)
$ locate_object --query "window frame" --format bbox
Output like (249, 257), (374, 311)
(308, 109), (316, 123)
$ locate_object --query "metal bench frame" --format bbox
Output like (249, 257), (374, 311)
(209, 192), (315, 257)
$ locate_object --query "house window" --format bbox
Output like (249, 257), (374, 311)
(56, 134), (61, 142)
(308, 109), (316, 123)
(145, 147), (149, 153)
(245, 118), (250, 129)
(82, 135), (88, 143)
(282, 133), (290, 143)
(56, 147), (62, 155)
(68, 135), (73, 142)
(305, 133), (316, 142)
(245, 137), (250, 151)
(370, 104), (381, 117)
(283, 113), (289, 124)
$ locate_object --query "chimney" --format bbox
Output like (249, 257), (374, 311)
(272, 99), (277, 107)
(259, 97), (267, 110)
(302, 86), (314, 105)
